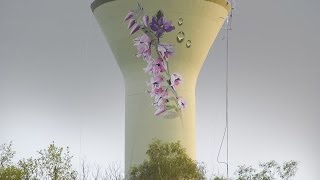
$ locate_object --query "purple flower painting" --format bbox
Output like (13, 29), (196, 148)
(124, 5), (186, 117)
(150, 12), (175, 38)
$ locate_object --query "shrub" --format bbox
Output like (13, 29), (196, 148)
(129, 139), (206, 180)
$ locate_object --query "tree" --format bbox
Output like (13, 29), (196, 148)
(78, 158), (124, 180)
(235, 160), (298, 180)
(0, 165), (24, 180)
(0, 141), (15, 168)
(18, 157), (39, 180)
(129, 139), (206, 180)
(36, 142), (77, 179)
(213, 176), (228, 180)
(104, 163), (123, 180)
(0, 142), (25, 180)
(18, 142), (77, 180)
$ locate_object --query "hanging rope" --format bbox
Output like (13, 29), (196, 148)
(216, 6), (233, 179)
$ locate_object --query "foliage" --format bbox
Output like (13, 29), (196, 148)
(0, 141), (298, 180)
(129, 139), (206, 180)
(0, 141), (15, 168)
(0, 141), (77, 180)
(0, 142), (24, 180)
(36, 142), (77, 179)
(234, 160), (298, 180)
(20, 142), (77, 180)
(0, 165), (24, 180)
(18, 157), (39, 180)
(213, 176), (228, 180)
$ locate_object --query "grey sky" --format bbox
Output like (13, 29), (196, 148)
(0, 0), (319, 179)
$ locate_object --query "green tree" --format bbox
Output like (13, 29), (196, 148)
(235, 160), (298, 180)
(213, 176), (228, 180)
(0, 165), (24, 180)
(0, 141), (15, 168)
(18, 142), (77, 180)
(129, 139), (206, 180)
(35, 142), (77, 179)
(18, 157), (39, 180)
(0, 142), (25, 180)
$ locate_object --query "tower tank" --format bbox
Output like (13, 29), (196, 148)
(91, 0), (231, 173)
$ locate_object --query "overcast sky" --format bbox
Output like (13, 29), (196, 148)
(0, 0), (319, 179)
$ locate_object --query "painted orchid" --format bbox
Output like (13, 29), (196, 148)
(157, 43), (174, 61)
(124, 11), (134, 21)
(153, 88), (169, 106)
(177, 97), (186, 109)
(142, 15), (149, 27)
(155, 95), (169, 107)
(130, 24), (141, 35)
(170, 73), (183, 90)
(133, 34), (151, 60)
(150, 11), (175, 38)
(125, 5), (186, 117)
(154, 106), (166, 116)
(144, 58), (167, 75)
(149, 85), (166, 98)
(147, 75), (164, 86)
(127, 19), (136, 29)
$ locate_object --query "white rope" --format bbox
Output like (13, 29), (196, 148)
(216, 7), (233, 178)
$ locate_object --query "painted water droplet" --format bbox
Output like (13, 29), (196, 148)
(186, 40), (191, 48)
(178, 18), (183, 26)
(176, 31), (185, 43)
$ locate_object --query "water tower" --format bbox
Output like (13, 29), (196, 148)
(91, 0), (231, 173)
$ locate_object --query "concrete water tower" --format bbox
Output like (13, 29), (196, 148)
(91, 0), (231, 173)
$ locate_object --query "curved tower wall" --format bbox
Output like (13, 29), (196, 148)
(91, 0), (230, 173)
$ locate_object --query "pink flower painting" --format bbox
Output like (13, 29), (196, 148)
(125, 6), (186, 117)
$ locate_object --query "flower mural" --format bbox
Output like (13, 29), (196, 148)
(124, 4), (186, 117)
(150, 11), (175, 38)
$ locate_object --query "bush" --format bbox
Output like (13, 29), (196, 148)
(0, 165), (24, 180)
(0, 141), (15, 168)
(0, 141), (77, 180)
(129, 139), (206, 180)
(234, 160), (298, 180)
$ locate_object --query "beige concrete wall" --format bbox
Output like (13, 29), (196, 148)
(92, 0), (230, 174)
